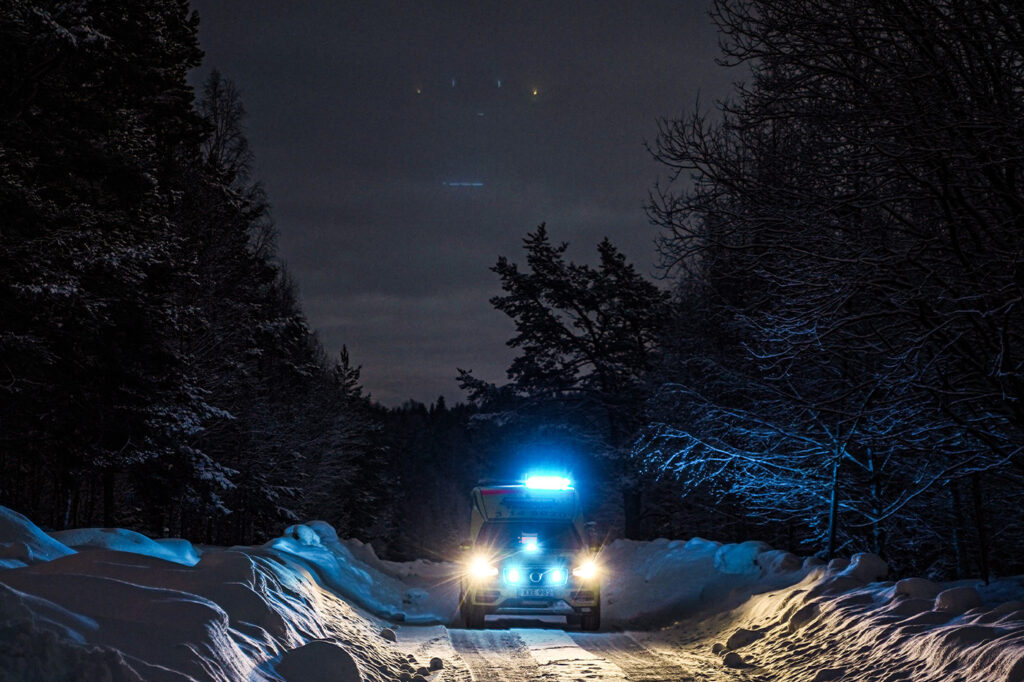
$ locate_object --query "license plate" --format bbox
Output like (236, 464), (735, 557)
(519, 588), (554, 598)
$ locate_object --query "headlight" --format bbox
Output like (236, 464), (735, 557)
(572, 560), (598, 580)
(468, 555), (498, 579)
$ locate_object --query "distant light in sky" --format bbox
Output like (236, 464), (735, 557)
(189, 0), (731, 405)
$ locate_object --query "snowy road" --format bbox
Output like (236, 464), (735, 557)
(568, 632), (698, 681)
(439, 626), (706, 681)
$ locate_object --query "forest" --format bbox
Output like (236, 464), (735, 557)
(2, 0), (1022, 583)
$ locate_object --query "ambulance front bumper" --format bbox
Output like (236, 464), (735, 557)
(468, 582), (599, 612)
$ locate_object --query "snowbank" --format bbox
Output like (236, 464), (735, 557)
(0, 507), (75, 569)
(601, 536), (808, 627)
(634, 553), (1024, 682)
(265, 521), (459, 625)
(0, 508), (450, 681)
(51, 528), (199, 566)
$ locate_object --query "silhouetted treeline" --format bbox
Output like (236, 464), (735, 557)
(371, 398), (480, 560)
(0, 2), (383, 545)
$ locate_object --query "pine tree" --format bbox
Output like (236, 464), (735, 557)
(0, 0), (217, 527)
(460, 225), (670, 537)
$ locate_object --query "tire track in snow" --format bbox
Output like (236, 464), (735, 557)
(513, 628), (626, 680)
(448, 628), (541, 681)
(394, 624), (473, 681)
(449, 627), (632, 680)
(569, 632), (696, 681)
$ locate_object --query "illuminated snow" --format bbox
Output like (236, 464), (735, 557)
(0, 506), (1021, 681)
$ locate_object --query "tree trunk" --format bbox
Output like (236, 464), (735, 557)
(971, 473), (990, 584)
(84, 476), (96, 526)
(62, 492), (72, 530)
(179, 503), (188, 539)
(867, 449), (884, 556)
(949, 480), (967, 579)
(623, 483), (643, 539)
(825, 456), (841, 560)
(29, 456), (41, 522)
(102, 470), (115, 527)
(50, 468), (62, 529)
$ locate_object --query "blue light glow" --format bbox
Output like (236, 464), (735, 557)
(525, 475), (572, 490)
(506, 567), (522, 584)
(549, 568), (564, 583)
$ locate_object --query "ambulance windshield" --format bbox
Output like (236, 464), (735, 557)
(476, 522), (583, 552)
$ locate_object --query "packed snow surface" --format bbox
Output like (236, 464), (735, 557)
(0, 505), (1021, 681)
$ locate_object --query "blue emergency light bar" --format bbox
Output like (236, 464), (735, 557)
(524, 475), (572, 490)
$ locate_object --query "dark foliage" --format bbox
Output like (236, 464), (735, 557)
(376, 398), (483, 560)
(642, 0), (1024, 577)
(0, 1), (381, 545)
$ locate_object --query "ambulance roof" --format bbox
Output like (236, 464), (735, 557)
(472, 484), (580, 523)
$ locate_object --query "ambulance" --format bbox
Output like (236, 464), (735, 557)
(459, 475), (602, 630)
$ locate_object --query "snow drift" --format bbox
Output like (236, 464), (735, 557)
(0, 508), (451, 681)
(0, 507), (76, 569)
(629, 550), (1024, 681)
(51, 527), (200, 566)
(266, 521), (458, 625)
(598, 536), (1022, 680)
(600, 536), (812, 627)
(1, 505), (1021, 681)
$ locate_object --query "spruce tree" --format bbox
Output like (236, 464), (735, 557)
(460, 225), (670, 537)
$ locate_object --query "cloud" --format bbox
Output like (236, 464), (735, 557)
(190, 0), (731, 404)
(309, 288), (515, 405)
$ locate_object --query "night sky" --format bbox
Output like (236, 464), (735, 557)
(188, 1), (732, 405)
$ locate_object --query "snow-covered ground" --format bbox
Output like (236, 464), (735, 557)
(1, 505), (1021, 681)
